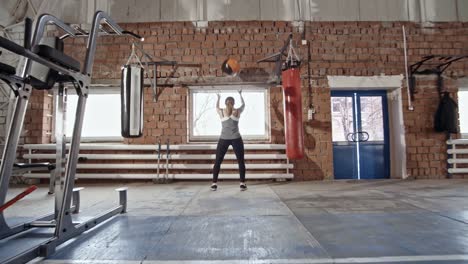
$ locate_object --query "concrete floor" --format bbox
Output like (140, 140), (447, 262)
(2, 179), (468, 263)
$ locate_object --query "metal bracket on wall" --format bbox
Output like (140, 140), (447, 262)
(130, 43), (201, 102)
(257, 34), (294, 85)
(143, 61), (202, 102)
(408, 55), (468, 100)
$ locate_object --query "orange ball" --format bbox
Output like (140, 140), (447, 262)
(221, 58), (240, 76)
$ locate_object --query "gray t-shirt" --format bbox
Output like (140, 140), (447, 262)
(220, 115), (241, 139)
(217, 101), (244, 139)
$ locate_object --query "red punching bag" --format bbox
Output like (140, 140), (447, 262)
(282, 67), (304, 160)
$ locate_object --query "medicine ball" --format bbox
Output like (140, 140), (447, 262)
(221, 58), (240, 76)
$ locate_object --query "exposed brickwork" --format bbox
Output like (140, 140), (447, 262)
(403, 77), (460, 178)
(124, 86), (188, 145)
(24, 90), (53, 144)
(27, 20), (467, 180)
(270, 85), (333, 180)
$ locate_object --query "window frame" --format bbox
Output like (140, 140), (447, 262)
(459, 87), (468, 139)
(52, 86), (124, 143)
(187, 85), (271, 143)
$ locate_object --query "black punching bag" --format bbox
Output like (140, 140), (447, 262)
(121, 65), (144, 138)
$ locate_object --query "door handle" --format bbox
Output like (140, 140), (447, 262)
(346, 131), (369, 142)
(356, 131), (369, 142)
(358, 131), (369, 142)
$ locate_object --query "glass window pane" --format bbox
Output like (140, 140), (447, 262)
(331, 97), (354, 142)
(192, 92), (219, 136)
(65, 94), (121, 138)
(459, 91), (468, 135)
(360, 96), (384, 141)
(191, 89), (267, 140)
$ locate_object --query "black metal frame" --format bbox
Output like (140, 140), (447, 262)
(408, 55), (468, 100)
(129, 43), (201, 102)
(257, 34), (294, 84)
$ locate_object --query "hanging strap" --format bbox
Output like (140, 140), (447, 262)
(286, 38), (300, 65)
(126, 42), (145, 68)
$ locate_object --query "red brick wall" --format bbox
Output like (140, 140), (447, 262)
(24, 90), (53, 144)
(403, 77), (459, 179)
(27, 20), (468, 180)
(125, 86), (188, 145)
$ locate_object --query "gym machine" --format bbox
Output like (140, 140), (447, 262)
(0, 11), (141, 263)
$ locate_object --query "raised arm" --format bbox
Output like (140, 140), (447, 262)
(237, 89), (245, 114)
(216, 93), (223, 118)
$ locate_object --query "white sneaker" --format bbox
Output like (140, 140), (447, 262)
(210, 183), (217, 191)
(240, 183), (247, 191)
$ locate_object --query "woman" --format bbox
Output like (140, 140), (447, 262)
(211, 90), (246, 191)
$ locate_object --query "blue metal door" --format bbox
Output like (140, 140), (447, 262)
(331, 91), (390, 179)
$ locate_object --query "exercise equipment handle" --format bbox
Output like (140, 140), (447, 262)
(0, 36), (27, 56)
(122, 31), (144, 41)
(85, 11), (142, 75)
(31, 14), (76, 47)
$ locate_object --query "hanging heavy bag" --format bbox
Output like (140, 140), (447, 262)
(282, 39), (304, 160)
(434, 92), (458, 133)
(121, 43), (145, 138)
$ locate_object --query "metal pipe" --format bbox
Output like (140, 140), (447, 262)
(0, 91), (30, 234)
(30, 14), (76, 47)
(122, 30), (144, 41)
(85, 11), (141, 74)
(20, 14), (76, 79)
(102, 18), (124, 36)
(54, 94), (86, 238)
(53, 85), (66, 199)
(28, 221), (56, 228)
(402, 26), (414, 111)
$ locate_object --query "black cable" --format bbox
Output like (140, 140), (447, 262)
(307, 40), (312, 109)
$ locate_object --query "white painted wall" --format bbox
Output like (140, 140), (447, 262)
(387, 88), (408, 179)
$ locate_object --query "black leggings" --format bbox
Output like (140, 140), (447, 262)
(212, 137), (245, 183)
